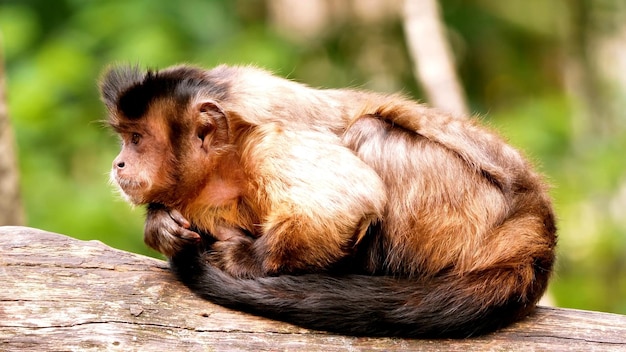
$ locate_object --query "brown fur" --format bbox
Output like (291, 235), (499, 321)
(100, 64), (556, 337)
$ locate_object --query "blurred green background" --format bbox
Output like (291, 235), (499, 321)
(1, 0), (624, 314)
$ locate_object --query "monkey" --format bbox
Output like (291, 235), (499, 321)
(100, 64), (557, 338)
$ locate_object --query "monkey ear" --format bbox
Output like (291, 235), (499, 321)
(195, 100), (229, 152)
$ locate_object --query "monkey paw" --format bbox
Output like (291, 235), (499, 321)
(144, 205), (201, 257)
(207, 236), (263, 278)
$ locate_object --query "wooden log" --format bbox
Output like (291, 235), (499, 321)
(1, 226), (625, 351)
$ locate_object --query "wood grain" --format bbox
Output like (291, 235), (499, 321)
(1, 226), (625, 351)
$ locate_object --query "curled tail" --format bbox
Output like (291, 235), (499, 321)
(170, 244), (551, 338)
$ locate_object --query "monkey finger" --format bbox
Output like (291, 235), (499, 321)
(158, 218), (200, 241)
(168, 209), (191, 229)
(177, 228), (201, 242)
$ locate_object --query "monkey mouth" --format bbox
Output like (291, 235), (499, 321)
(110, 173), (150, 204)
(115, 177), (146, 191)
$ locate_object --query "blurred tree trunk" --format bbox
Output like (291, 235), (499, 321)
(564, 0), (626, 140)
(563, 0), (603, 141)
(402, 0), (468, 116)
(0, 35), (25, 226)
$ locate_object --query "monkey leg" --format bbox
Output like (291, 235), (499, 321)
(206, 125), (387, 278)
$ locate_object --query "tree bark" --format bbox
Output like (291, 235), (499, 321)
(2, 226), (626, 351)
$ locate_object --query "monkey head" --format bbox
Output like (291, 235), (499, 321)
(100, 65), (232, 208)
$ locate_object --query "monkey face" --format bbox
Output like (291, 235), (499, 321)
(110, 111), (177, 205)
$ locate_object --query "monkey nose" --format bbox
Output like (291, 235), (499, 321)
(113, 158), (125, 169)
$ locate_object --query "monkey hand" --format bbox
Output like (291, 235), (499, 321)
(144, 204), (201, 257)
(207, 235), (264, 278)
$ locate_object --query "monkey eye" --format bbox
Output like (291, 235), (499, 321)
(131, 133), (141, 145)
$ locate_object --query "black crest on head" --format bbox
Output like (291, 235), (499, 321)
(99, 64), (230, 121)
(99, 65), (144, 112)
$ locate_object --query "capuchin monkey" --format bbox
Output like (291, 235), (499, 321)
(100, 64), (556, 338)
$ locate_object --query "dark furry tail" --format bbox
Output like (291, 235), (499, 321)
(170, 245), (550, 338)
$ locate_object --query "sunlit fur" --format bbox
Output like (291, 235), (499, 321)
(100, 64), (557, 338)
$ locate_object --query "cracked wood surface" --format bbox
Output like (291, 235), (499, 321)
(1, 226), (625, 351)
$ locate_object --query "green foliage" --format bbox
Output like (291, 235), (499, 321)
(1, 0), (624, 314)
